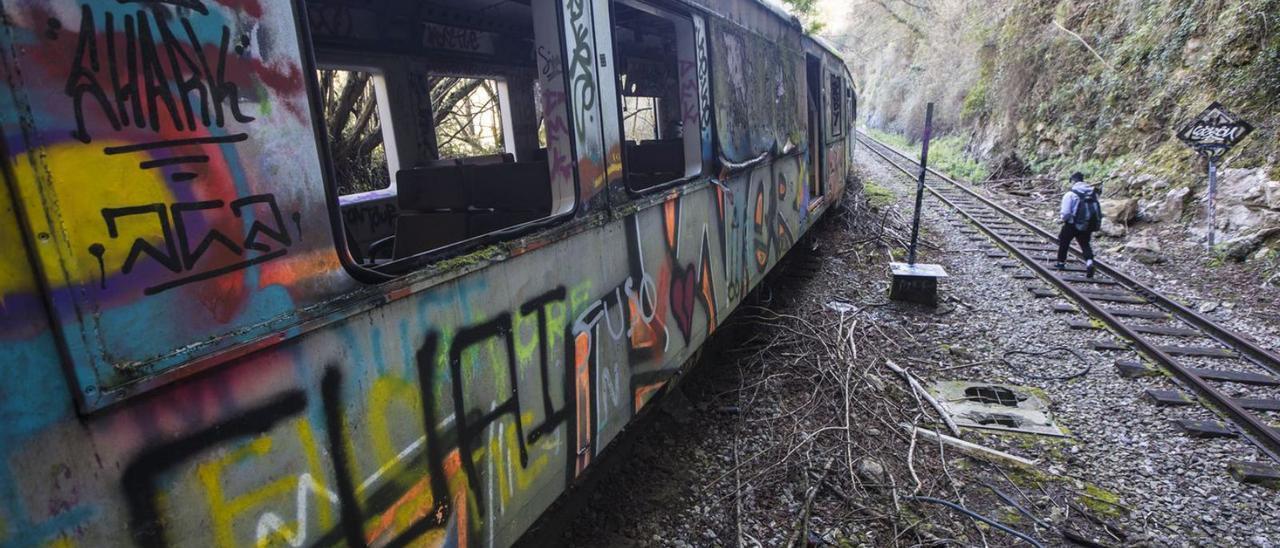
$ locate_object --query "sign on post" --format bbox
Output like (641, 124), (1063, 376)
(1176, 102), (1254, 247)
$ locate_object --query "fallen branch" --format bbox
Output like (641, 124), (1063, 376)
(787, 457), (836, 548)
(904, 425), (1038, 467)
(884, 360), (961, 437)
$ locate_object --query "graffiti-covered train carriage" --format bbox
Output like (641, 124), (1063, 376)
(0, 0), (854, 545)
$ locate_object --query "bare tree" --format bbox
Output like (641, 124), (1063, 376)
(319, 71), (508, 195)
(319, 69), (388, 195)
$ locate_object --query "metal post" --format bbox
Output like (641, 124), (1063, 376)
(1206, 153), (1218, 248)
(907, 103), (934, 265)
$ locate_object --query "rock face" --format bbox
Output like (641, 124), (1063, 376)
(1100, 219), (1127, 238)
(1101, 198), (1139, 224)
(1124, 237), (1163, 264)
(1213, 168), (1280, 239)
(1220, 229), (1280, 261)
(1149, 187), (1191, 223)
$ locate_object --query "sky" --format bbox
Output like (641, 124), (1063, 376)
(816, 0), (852, 35)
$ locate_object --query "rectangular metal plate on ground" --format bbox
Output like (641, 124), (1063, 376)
(929, 381), (1069, 437)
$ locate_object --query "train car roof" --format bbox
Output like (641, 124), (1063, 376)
(806, 34), (845, 63)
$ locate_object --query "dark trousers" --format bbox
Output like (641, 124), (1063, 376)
(1057, 224), (1094, 263)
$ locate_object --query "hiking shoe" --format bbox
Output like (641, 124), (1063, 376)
(1086, 260), (1096, 278)
(1054, 262), (1065, 271)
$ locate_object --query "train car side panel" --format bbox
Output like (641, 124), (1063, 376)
(0, 0), (849, 546)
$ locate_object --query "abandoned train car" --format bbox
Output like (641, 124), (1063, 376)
(0, 0), (855, 545)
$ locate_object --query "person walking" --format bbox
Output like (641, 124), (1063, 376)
(1056, 172), (1101, 278)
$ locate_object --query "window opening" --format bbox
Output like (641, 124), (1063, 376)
(317, 68), (396, 197)
(314, 1), (572, 272)
(613, 0), (702, 192)
(849, 83), (856, 128)
(622, 96), (660, 142)
(430, 77), (507, 161)
(805, 54), (823, 199)
(829, 74), (843, 138)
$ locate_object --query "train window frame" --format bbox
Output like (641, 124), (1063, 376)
(610, 0), (705, 195)
(427, 74), (513, 162)
(828, 72), (844, 140)
(315, 59), (403, 205)
(305, 1), (582, 279)
(848, 82), (856, 128)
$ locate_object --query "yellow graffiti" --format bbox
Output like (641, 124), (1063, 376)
(569, 280), (593, 317)
(513, 304), (539, 365)
(514, 296), (567, 366)
(41, 533), (75, 548)
(295, 420), (333, 531)
(0, 181), (37, 298)
(197, 436), (295, 548)
(8, 142), (174, 289)
(367, 376), (423, 468)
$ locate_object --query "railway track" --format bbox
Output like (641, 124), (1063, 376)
(856, 131), (1280, 484)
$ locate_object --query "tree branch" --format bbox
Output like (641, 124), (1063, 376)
(1052, 19), (1115, 72)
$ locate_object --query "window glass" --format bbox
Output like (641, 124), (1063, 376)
(614, 0), (702, 191)
(318, 68), (395, 196)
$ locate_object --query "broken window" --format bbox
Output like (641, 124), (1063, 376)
(313, 0), (574, 272)
(317, 67), (397, 197)
(829, 74), (843, 138)
(430, 76), (507, 161)
(613, 0), (702, 192)
(849, 83), (857, 127)
(622, 96), (660, 142)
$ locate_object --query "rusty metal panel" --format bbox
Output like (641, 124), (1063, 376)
(708, 15), (805, 163)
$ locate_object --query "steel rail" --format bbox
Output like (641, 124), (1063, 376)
(857, 132), (1280, 375)
(855, 132), (1280, 462)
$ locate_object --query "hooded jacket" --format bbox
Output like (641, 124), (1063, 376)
(1060, 181), (1095, 224)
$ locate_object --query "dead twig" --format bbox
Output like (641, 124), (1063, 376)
(885, 360), (962, 437)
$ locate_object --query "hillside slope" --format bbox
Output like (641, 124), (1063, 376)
(830, 0), (1279, 266)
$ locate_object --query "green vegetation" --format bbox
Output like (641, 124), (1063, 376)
(780, 0), (824, 33)
(867, 128), (990, 183)
(835, 0), (1279, 201)
(1079, 484), (1127, 518)
(863, 180), (897, 208)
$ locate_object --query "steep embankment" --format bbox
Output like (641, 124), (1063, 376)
(830, 0), (1280, 270)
